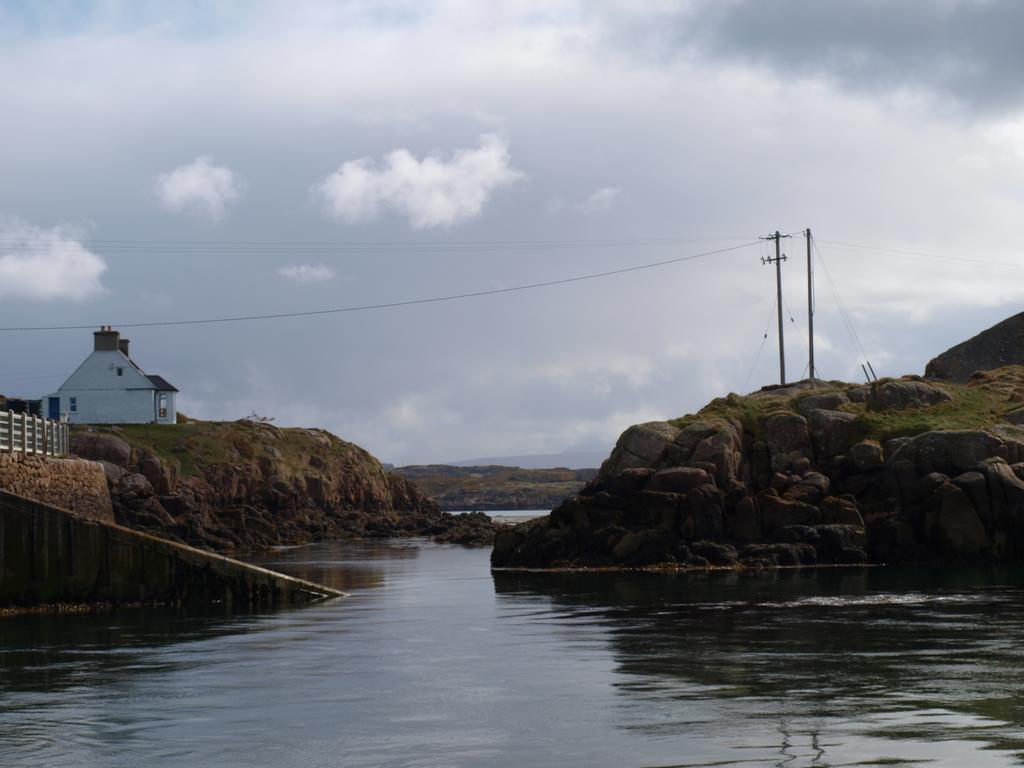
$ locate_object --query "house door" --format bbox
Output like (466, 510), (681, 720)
(48, 397), (60, 420)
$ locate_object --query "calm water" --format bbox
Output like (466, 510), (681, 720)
(3, 542), (1024, 767)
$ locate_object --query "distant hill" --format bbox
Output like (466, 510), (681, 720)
(444, 450), (607, 470)
(395, 464), (597, 511)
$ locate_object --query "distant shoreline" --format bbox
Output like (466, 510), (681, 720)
(452, 510), (546, 526)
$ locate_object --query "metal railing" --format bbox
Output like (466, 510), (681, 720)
(0, 410), (70, 457)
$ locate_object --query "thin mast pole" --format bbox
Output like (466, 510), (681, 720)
(806, 228), (814, 386)
(775, 231), (786, 385)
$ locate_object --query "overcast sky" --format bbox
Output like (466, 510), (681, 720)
(3, 0), (1024, 465)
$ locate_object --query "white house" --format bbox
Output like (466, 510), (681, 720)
(45, 327), (179, 425)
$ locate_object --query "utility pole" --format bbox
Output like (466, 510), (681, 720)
(760, 231), (790, 385)
(806, 228), (815, 386)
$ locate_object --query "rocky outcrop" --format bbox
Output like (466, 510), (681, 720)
(71, 421), (498, 553)
(870, 380), (952, 409)
(926, 311), (1024, 382)
(492, 369), (1024, 570)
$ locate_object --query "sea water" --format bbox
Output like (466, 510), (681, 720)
(2, 540), (1024, 767)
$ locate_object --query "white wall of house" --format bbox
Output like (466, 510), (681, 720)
(45, 348), (177, 425)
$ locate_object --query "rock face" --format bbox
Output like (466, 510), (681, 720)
(926, 311), (1024, 382)
(492, 369), (1024, 570)
(71, 420), (497, 552)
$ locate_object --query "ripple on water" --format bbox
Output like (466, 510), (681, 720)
(3, 544), (1024, 767)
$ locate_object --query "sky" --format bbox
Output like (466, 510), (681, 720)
(2, 0), (1024, 465)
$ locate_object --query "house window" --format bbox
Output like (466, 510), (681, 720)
(158, 394), (168, 419)
(69, 397), (77, 413)
(117, 367), (123, 376)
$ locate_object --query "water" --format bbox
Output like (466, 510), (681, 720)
(3, 541), (1024, 767)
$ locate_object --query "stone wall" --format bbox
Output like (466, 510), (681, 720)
(0, 453), (113, 523)
(0, 490), (343, 609)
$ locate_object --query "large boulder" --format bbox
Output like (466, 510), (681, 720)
(759, 492), (820, 534)
(670, 421), (721, 462)
(784, 472), (830, 504)
(815, 524), (870, 563)
(807, 409), (858, 460)
(608, 468), (655, 497)
(686, 422), (743, 486)
(848, 441), (884, 471)
(889, 431), (1007, 476)
(725, 495), (761, 543)
(71, 433), (133, 467)
(762, 413), (813, 472)
(118, 472), (155, 500)
(627, 491), (684, 530)
(141, 452), (179, 495)
(647, 467), (711, 493)
(680, 484), (724, 540)
(973, 458), (1024, 528)
(870, 380), (951, 410)
(819, 496), (865, 528)
(797, 391), (849, 414)
(601, 421), (680, 476)
(927, 484), (989, 558)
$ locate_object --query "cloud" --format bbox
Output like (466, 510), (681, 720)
(314, 134), (524, 228)
(0, 217), (106, 301)
(154, 156), (242, 220)
(660, 0), (1024, 111)
(546, 186), (622, 215)
(277, 264), (336, 284)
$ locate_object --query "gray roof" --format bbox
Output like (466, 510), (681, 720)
(147, 375), (179, 393)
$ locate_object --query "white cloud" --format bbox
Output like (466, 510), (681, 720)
(277, 264), (336, 284)
(154, 156), (242, 220)
(577, 186), (622, 213)
(0, 217), (106, 301)
(314, 134), (523, 228)
(546, 186), (622, 215)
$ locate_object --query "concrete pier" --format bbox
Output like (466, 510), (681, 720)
(0, 489), (343, 609)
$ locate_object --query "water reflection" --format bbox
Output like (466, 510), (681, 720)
(5, 539), (1024, 767)
(0, 606), (268, 695)
(493, 566), (1024, 765)
(247, 538), (418, 591)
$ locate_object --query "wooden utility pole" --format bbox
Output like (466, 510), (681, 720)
(760, 231), (790, 385)
(806, 228), (815, 386)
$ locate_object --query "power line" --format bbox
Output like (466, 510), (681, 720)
(818, 239), (1024, 270)
(813, 239), (873, 377)
(741, 295), (778, 393)
(0, 234), (756, 256)
(0, 240), (760, 332)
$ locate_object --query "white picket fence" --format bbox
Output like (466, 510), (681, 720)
(0, 410), (70, 457)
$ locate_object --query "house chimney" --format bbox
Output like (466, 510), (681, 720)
(94, 326), (120, 351)
(118, 338), (130, 357)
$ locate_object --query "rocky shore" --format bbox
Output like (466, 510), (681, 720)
(70, 419), (498, 552)
(492, 366), (1024, 570)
